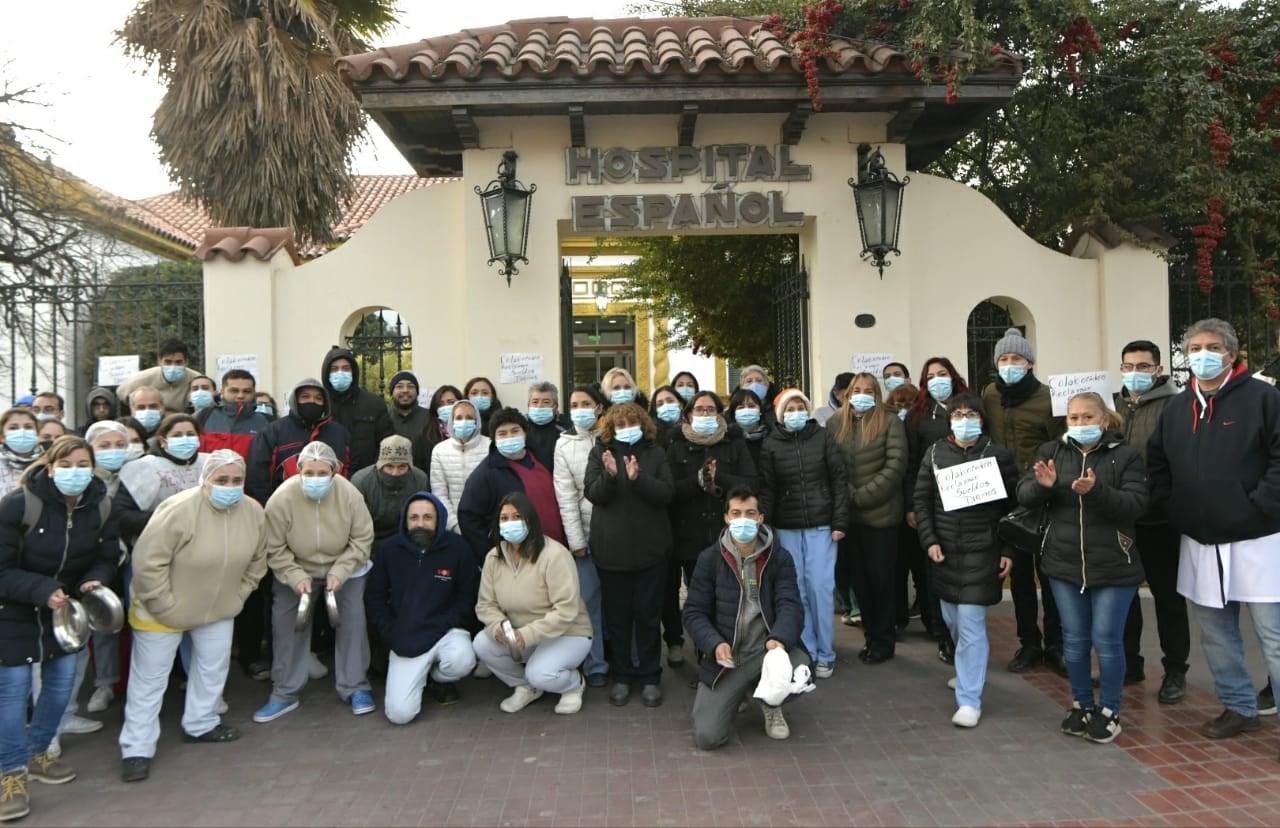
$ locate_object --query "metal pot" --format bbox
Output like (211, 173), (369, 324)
(324, 589), (339, 627)
(52, 599), (90, 652)
(80, 585), (124, 634)
(294, 591), (316, 632)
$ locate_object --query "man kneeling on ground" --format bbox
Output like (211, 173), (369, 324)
(365, 492), (478, 724)
(683, 485), (810, 749)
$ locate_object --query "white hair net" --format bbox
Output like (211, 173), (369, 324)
(199, 449), (246, 485)
(85, 420), (129, 447)
(297, 440), (339, 471)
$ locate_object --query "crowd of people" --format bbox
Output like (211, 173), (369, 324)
(0, 320), (1278, 820)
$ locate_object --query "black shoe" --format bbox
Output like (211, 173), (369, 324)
(1061, 702), (1093, 737)
(608, 682), (631, 707)
(585, 673), (608, 688)
(863, 649), (894, 665)
(1007, 646), (1044, 673)
(1124, 669), (1146, 685)
(1200, 708), (1263, 739)
(1043, 648), (1069, 678)
(907, 601), (922, 620)
(426, 680), (461, 706)
(641, 684), (663, 707)
(1083, 706), (1122, 744)
(245, 660), (270, 681)
(938, 641), (955, 666)
(1158, 673), (1186, 705)
(1259, 681), (1276, 716)
(121, 757), (150, 783)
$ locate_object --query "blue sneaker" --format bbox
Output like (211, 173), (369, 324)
(253, 700), (299, 723)
(351, 690), (375, 716)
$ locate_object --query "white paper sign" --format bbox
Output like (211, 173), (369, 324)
(936, 457), (1009, 512)
(500, 353), (544, 384)
(1048, 372), (1115, 416)
(851, 352), (894, 378)
(215, 354), (259, 386)
(418, 388), (435, 409)
(97, 355), (139, 386)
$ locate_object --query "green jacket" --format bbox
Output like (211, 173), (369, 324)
(834, 410), (908, 529)
(1115, 378), (1179, 463)
(982, 376), (1060, 473)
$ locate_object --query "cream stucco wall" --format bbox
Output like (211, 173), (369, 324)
(202, 110), (1167, 404)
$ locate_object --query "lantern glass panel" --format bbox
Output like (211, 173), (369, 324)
(504, 188), (531, 258)
(481, 188), (507, 258)
(856, 183), (887, 250)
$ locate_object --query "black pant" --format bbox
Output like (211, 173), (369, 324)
(1124, 522), (1190, 675)
(1011, 546), (1062, 651)
(599, 562), (665, 684)
(661, 558), (696, 648)
(895, 522), (932, 628)
(234, 575), (273, 669)
(849, 525), (899, 656)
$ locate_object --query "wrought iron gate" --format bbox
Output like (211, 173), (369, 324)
(560, 259), (574, 397)
(345, 311), (413, 401)
(772, 255), (811, 394)
(1168, 262), (1279, 385)
(966, 300), (1021, 390)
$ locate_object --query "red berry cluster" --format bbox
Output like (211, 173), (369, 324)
(1192, 196), (1227, 293)
(1257, 82), (1280, 148)
(1206, 36), (1239, 82)
(1207, 119), (1232, 167)
(1054, 16), (1102, 86)
(1117, 20), (1138, 40)
(769, 0), (845, 111)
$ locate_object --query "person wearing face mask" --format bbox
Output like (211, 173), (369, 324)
(1148, 317), (1280, 742)
(245, 378), (353, 505)
(665, 391), (757, 669)
(255, 441), (375, 723)
(1112, 340), (1188, 704)
(0, 409), (42, 497)
(981, 330), (1067, 677)
(127, 387), (166, 449)
(386, 371), (431, 467)
(29, 393), (64, 428)
(1018, 392), (1147, 744)
(601, 367), (648, 412)
(254, 393), (280, 423)
(418, 385), (463, 477)
(366, 493), (478, 724)
(885, 382), (926, 634)
(117, 418), (149, 464)
(36, 420), (67, 453)
(552, 386), (609, 687)
(585, 402), (675, 707)
(117, 339), (200, 415)
(186, 375), (217, 415)
(832, 373), (908, 665)
(115, 414), (208, 547)
(913, 395), (1017, 728)
(813, 373), (854, 427)
(118, 450), (267, 782)
(0, 437), (119, 818)
(726, 388), (770, 468)
(77, 387), (120, 436)
(196, 370), (268, 461)
(429, 400), (491, 534)
(882, 363), (910, 395)
(524, 382), (568, 472)
(738, 365), (776, 428)
(649, 385), (685, 450)
(463, 377), (504, 438)
(320, 347), (394, 474)
(671, 372), (700, 407)
(352, 435), (430, 543)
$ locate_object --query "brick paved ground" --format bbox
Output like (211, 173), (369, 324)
(20, 597), (1280, 827)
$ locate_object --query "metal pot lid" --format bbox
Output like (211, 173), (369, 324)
(325, 590), (340, 627)
(294, 591), (315, 632)
(81, 585), (124, 635)
(52, 599), (90, 652)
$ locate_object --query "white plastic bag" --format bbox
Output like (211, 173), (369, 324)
(752, 648), (816, 707)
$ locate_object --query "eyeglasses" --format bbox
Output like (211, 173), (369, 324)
(32, 406), (60, 415)
(1119, 363), (1157, 372)
(949, 411), (981, 421)
(691, 406), (718, 415)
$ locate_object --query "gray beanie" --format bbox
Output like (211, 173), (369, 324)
(992, 328), (1035, 365)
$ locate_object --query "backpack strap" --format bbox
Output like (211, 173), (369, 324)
(21, 488), (41, 536)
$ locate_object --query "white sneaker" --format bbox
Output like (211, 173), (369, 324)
(814, 661), (834, 680)
(554, 675), (584, 715)
(87, 687), (115, 713)
(60, 715), (103, 735)
(46, 736), (61, 759)
(473, 662), (492, 679)
(952, 705), (981, 728)
(947, 676), (957, 690)
(762, 704), (790, 740)
(499, 686), (543, 713)
(308, 652), (329, 680)
(215, 696), (229, 715)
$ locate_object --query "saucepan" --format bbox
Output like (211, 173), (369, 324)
(52, 599), (90, 652)
(80, 584), (125, 634)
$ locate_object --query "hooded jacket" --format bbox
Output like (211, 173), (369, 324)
(1116, 377), (1179, 524)
(245, 378), (352, 504)
(263, 473), (374, 587)
(1147, 365), (1280, 543)
(78, 387), (119, 435)
(0, 467), (120, 664)
(365, 492), (479, 658)
(321, 346), (394, 474)
(553, 426), (597, 553)
(350, 463), (430, 542)
(429, 432), (492, 533)
(758, 420), (849, 532)
(981, 372), (1062, 472)
(197, 398), (269, 460)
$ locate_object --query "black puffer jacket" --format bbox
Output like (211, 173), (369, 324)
(1016, 432), (1148, 589)
(906, 400), (952, 504)
(667, 428), (757, 561)
(584, 437), (674, 572)
(759, 421), (849, 532)
(321, 346), (394, 474)
(914, 436), (1018, 606)
(0, 469), (120, 665)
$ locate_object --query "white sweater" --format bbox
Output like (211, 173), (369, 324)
(553, 428), (597, 552)
(429, 434), (491, 532)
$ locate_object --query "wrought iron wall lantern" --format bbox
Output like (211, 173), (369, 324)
(848, 145), (909, 278)
(475, 151), (536, 286)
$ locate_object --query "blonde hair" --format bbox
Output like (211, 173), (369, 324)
(19, 435), (94, 487)
(1068, 392), (1123, 431)
(834, 372), (891, 447)
(601, 367), (636, 391)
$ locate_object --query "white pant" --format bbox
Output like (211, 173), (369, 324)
(472, 631), (591, 695)
(118, 619), (233, 759)
(384, 629), (476, 725)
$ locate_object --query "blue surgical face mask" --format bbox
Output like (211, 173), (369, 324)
(675, 386), (696, 402)
(734, 408), (761, 428)
(656, 402), (681, 424)
(209, 485), (243, 509)
(616, 425), (643, 445)
(95, 448), (127, 472)
(849, 394), (876, 413)
(527, 406), (554, 426)
(1068, 424), (1103, 446)
(35, 413), (59, 423)
(884, 376), (905, 392)
(609, 388), (634, 405)
(470, 394), (492, 412)
(1188, 350), (1226, 381)
(499, 520), (529, 544)
(301, 475), (333, 501)
(997, 364), (1028, 385)
(436, 403), (455, 422)
(728, 517), (759, 544)
(53, 466), (93, 497)
(1121, 372), (1155, 395)
(783, 410), (809, 432)
(189, 390), (214, 410)
(495, 436), (526, 458)
(255, 403), (274, 417)
(691, 415), (719, 435)
(745, 381), (769, 403)
(452, 419), (478, 440)
(135, 409), (162, 431)
(161, 365), (185, 384)
(4, 428), (37, 455)
(166, 435), (200, 460)
(897, 409), (909, 422)
(329, 371), (353, 393)
(570, 408), (597, 430)
(926, 376), (952, 402)
(951, 419), (983, 442)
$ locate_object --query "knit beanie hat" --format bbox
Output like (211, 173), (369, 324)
(773, 388), (811, 422)
(376, 434), (413, 469)
(992, 328), (1035, 366)
(389, 371), (419, 392)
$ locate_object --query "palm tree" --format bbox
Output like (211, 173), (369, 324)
(119, 0), (398, 245)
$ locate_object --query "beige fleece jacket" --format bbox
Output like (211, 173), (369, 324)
(131, 486), (268, 631)
(116, 365), (200, 414)
(263, 474), (373, 588)
(475, 537), (592, 647)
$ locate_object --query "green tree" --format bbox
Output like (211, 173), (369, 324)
(119, 1), (399, 246)
(82, 260), (205, 379)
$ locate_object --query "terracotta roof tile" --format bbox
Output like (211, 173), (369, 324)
(195, 227), (300, 265)
(339, 16), (1023, 83)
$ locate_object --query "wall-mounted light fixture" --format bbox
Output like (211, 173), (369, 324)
(475, 151), (536, 286)
(848, 145), (909, 278)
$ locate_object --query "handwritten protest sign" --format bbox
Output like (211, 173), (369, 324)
(97, 355), (139, 386)
(215, 354), (259, 386)
(851, 352), (894, 378)
(500, 353), (544, 384)
(936, 457), (1008, 512)
(1048, 372), (1115, 416)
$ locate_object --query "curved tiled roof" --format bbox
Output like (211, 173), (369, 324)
(195, 227), (300, 265)
(339, 16), (1023, 83)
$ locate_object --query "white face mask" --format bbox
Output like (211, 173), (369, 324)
(126, 444), (146, 461)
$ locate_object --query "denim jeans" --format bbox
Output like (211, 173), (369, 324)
(1048, 579), (1136, 713)
(1193, 601), (1280, 717)
(575, 554), (608, 678)
(776, 527), (836, 664)
(0, 654), (78, 773)
(940, 601), (989, 710)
